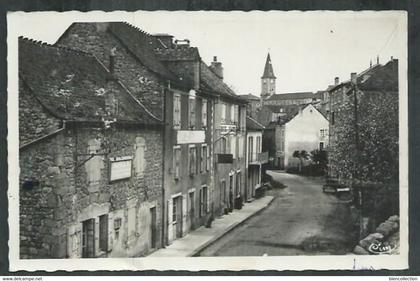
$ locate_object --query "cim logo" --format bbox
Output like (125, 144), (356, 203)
(367, 242), (396, 254)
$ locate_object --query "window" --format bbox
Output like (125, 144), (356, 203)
(230, 104), (235, 124)
(173, 146), (181, 179)
(320, 142), (324, 151)
(200, 186), (208, 217)
(256, 136), (261, 154)
(201, 145), (207, 172)
(238, 137), (244, 158)
(99, 214), (108, 252)
(220, 103), (226, 123)
(206, 146), (211, 171)
(221, 137), (227, 154)
(113, 218), (122, 241)
(236, 172), (241, 196)
(248, 136), (254, 163)
(189, 145), (197, 175)
(202, 99), (207, 128)
(173, 94), (181, 130)
(189, 96), (196, 129)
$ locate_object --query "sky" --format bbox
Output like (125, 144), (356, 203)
(9, 11), (406, 96)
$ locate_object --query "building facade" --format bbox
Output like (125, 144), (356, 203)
(19, 38), (164, 258)
(246, 117), (268, 198)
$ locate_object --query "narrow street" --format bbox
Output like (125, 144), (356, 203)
(198, 171), (357, 256)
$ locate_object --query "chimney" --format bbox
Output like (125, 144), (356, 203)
(391, 56), (394, 61)
(153, 33), (174, 48)
(174, 39), (190, 48)
(109, 47), (116, 75)
(376, 55), (380, 65)
(334, 77), (339, 85)
(350, 72), (357, 85)
(210, 56), (224, 80)
(370, 59), (372, 68)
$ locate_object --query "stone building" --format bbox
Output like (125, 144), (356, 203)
(19, 37), (164, 258)
(55, 22), (238, 246)
(327, 58), (398, 181)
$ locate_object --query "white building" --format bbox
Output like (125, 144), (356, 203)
(283, 104), (329, 169)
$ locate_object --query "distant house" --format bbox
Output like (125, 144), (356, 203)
(283, 104), (329, 169)
(19, 37), (164, 258)
(240, 93), (261, 118)
(262, 104), (329, 170)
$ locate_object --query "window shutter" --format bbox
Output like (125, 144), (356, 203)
(206, 187), (210, 213)
(230, 136), (236, 159)
(234, 105), (239, 124)
(75, 223), (82, 258)
(167, 199), (173, 243)
(207, 146), (210, 171)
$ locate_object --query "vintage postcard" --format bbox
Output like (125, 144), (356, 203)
(7, 10), (408, 271)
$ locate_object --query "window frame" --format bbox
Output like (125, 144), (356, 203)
(189, 145), (197, 176)
(173, 94), (181, 130)
(173, 146), (181, 180)
(202, 98), (208, 128)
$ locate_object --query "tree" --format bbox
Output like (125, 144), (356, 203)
(311, 149), (328, 173)
(292, 150), (309, 172)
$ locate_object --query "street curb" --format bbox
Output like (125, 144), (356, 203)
(190, 195), (275, 257)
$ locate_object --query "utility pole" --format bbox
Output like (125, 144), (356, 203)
(351, 72), (363, 240)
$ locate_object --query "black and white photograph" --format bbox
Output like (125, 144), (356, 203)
(7, 10), (408, 271)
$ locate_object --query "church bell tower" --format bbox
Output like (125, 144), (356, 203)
(261, 52), (276, 100)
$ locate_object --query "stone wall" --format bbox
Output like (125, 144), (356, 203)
(57, 23), (165, 120)
(20, 125), (163, 258)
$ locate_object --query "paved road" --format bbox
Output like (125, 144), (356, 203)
(198, 171), (357, 256)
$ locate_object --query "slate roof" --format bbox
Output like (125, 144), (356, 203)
(240, 94), (260, 101)
(200, 61), (246, 103)
(57, 22), (178, 83)
(262, 53), (276, 79)
(266, 92), (315, 101)
(246, 116), (265, 131)
(328, 63), (384, 93)
(107, 22), (178, 81)
(19, 37), (161, 125)
(358, 59), (398, 92)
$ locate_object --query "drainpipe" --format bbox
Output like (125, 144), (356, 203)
(161, 82), (169, 248)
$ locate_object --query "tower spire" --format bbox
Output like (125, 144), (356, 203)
(262, 53), (276, 79)
(261, 52), (276, 100)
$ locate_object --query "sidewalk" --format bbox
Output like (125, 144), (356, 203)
(148, 195), (274, 257)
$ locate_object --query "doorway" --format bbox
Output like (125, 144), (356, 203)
(188, 191), (195, 231)
(173, 196), (183, 239)
(150, 207), (157, 249)
(82, 218), (95, 258)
